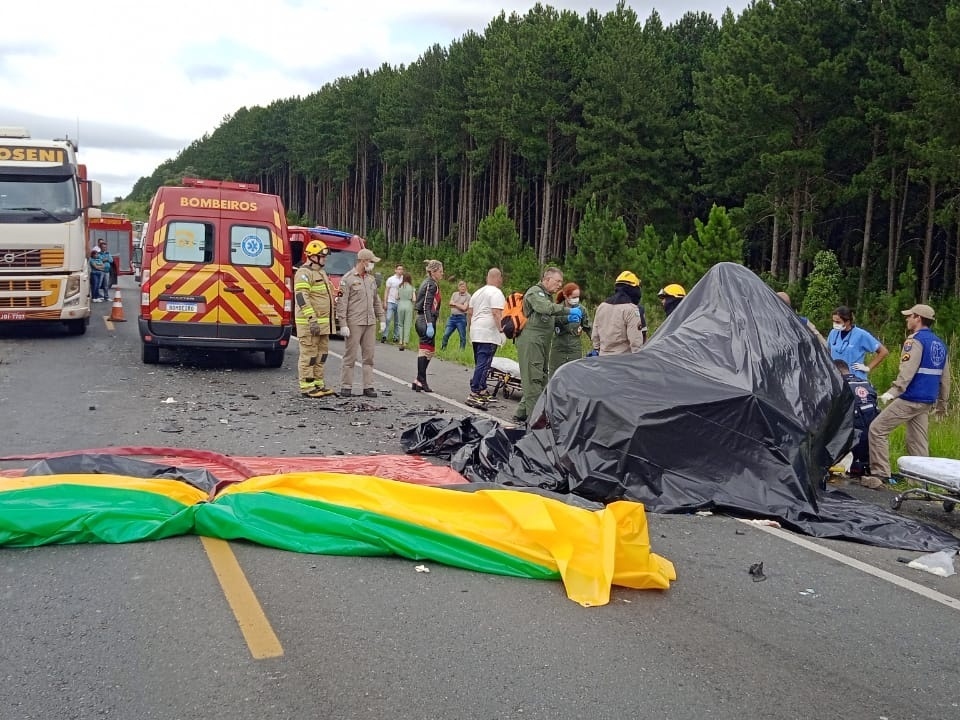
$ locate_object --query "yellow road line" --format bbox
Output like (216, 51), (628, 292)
(104, 316), (114, 331)
(200, 536), (284, 659)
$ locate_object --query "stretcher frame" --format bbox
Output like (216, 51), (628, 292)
(486, 366), (522, 400)
(890, 464), (960, 514)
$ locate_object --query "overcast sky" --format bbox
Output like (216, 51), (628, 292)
(0, 1), (749, 201)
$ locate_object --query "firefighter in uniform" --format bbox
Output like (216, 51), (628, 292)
(294, 240), (337, 398)
(865, 304), (951, 488)
(591, 271), (645, 355)
(512, 266), (577, 426)
(657, 283), (686, 317)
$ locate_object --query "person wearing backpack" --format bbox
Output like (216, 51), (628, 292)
(512, 266), (578, 426)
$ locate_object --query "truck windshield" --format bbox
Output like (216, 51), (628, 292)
(0, 175), (78, 222)
(326, 250), (358, 276)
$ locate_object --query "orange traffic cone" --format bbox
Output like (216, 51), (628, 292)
(109, 288), (126, 322)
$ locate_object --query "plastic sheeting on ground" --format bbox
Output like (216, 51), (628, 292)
(0, 446), (468, 489)
(0, 456), (674, 606)
(403, 263), (959, 553)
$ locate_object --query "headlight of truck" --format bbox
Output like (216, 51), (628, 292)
(65, 276), (81, 298)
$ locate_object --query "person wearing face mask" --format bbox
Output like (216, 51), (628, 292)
(336, 248), (386, 397)
(864, 304), (951, 489)
(591, 271), (645, 356)
(827, 305), (889, 381)
(294, 240), (337, 398)
(549, 282), (592, 378)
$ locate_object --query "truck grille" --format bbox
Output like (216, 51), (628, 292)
(0, 248), (65, 268)
(0, 278), (57, 308)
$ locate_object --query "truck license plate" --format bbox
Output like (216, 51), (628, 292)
(166, 302), (198, 313)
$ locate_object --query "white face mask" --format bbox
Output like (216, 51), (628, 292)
(366, 262), (375, 272)
(569, 297), (580, 306)
(832, 323), (844, 331)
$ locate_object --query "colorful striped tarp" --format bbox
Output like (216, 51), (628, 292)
(0, 469), (674, 607)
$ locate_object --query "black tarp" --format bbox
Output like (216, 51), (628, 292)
(403, 263), (959, 552)
(24, 454), (220, 494)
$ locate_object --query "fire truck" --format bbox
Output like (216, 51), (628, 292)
(0, 127), (102, 335)
(88, 212), (134, 286)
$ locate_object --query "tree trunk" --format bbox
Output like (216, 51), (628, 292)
(922, 176), (936, 302)
(540, 146), (553, 264)
(886, 166), (897, 295)
(770, 198), (780, 277)
(894, 165), (910, 290)
(433, 154), (441, 246)
(954, 214), (960, 298)
(858, 186), (875, 306)
(788, 186), (801, 285)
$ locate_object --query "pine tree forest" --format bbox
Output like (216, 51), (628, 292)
(128, 0), (960, 326)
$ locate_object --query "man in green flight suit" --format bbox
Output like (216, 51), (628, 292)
(512, 266), (581, 427)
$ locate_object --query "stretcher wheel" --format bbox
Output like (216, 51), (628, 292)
(944, 501), (956, 514)
(890, 495), (903, 510)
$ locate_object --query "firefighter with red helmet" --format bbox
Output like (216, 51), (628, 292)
(294, 239), (337, 398)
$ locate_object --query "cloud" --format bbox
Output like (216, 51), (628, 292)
(1, 0), (746, 200)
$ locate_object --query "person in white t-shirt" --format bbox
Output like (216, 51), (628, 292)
(381, 264), (404, 343)
(466, 267), (506, 406)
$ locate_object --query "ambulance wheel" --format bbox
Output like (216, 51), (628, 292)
(264, 349), (285, 368)
(890, 495), (903, 511)
(65, 319), (87, 336)
(142, 343), (159, 365)
(943, 501), (956, 514)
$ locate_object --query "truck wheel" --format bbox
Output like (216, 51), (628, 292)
(65, 319), (87, 336)
(264, 349), (285, 368)
(142, 343), (160, 364)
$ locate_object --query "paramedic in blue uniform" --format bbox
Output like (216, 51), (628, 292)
(865, 304), (951, 488)
(827, 305), (889, 380)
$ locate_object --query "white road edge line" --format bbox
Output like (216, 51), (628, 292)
(290, 336), (501, 422)
(742, 520), (960, 612)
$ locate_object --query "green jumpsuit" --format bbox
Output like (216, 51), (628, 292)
(549, 305), (592, 378)
(515, 284), (568, 421)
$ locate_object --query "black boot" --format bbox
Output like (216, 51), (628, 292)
(420, 357), (433, 393)
(412, 356), (427, 392)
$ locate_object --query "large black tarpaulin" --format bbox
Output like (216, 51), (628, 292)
(404, 263), (958, 551)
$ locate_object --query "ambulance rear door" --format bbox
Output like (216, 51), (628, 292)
(148, 218), (222, 335)
(217, 218), (288, 339)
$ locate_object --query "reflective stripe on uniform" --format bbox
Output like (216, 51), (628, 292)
(917, 368), (944, 375)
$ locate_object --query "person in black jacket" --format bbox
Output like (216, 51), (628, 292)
(413, 259), (444, 392)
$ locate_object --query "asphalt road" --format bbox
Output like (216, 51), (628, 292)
(1, 278), (959, 720)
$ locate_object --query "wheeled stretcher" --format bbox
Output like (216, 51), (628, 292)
(890, 456), (960, 513)
(486, 356), (522, 400)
